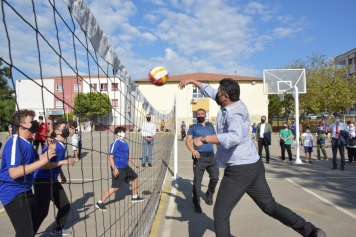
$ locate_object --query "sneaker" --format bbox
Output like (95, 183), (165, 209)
(142, 164), (146, 167)
(323, 158), (328, 161)
(194, 204), (202, 213)
(148, 163), (152, 167)
(282, 160), (287, 163)
(312, 228), (327, 237)
(96, 201), (107, 211)
(341, 167), (345, 171)
(331, 166), (337, 170)
(132, 196), (145, 203)
(309, 160), (312, 164)
(51, 229), (72, 236)
(265, 161), (269, 164)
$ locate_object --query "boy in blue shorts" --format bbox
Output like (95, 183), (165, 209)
(301, 126), (314, 164)
(34, 120), (75, 235)
(0, 109), (56, 237)
(96, 126), (144, 211)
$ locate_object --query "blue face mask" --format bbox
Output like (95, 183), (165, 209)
(335, 118), (340, 123)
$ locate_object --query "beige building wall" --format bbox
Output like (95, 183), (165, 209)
(135, 81), (268, 126)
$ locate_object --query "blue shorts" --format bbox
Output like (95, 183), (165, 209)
(304, 146), (313, 153)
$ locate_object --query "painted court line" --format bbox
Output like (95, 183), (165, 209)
(161, 181), (177, 237)
(286, 178), (356, 220)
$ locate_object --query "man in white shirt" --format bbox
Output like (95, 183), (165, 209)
(141, 114), (157, 167)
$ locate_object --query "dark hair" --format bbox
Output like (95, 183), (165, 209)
(219, 78), (240, 102)
(347, 121), (351, 125)
(53, 119), (66, 132)
(72, 121), (78, 128)
(306, 126), (310, 129)
(196, 108), (206, 115)
(11, 109), (36, 126)
(38, 116), (43, 120)
(114, 126), (126, 134)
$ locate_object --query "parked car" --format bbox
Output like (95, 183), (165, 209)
(316, 112), (333, 119)
(305, 113), (317, 119)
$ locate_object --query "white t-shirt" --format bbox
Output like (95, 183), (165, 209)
(72, 127), (81, 143)
(260, 124), (266, 138)
(302, 132), (313, 147)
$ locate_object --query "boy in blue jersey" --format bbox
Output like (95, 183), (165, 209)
(33, 120), (75, 235)
(0, 109), (56, 237)
(96, 126), (144, 211)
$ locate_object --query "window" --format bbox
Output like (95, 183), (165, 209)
(111, 83), (118, 91)
(100, 116), (108, 124)
(112, 116), (118, 124)
(90, 83), (97, 91)
(100, 83), (108, 91)
(74, 84), (81, 92)
(56, 84), (63, 92)
(112, 99), (118, 107)
(56, 100), (63, 108)
(192, 86), (205, 98)
(349, 57), (355, 65)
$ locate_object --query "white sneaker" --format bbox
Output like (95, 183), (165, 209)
(51, 228), (72, 235)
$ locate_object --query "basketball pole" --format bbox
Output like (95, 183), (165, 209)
(284, 86), (303, 164)
(173, 92), (179, 179)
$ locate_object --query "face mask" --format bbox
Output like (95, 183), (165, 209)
(117, 132), (125, 140)
(146, 117), (151, 122)
(61, 128), (70, 138)
(306, 130), (310, 133)
(335, 118), (340, 123)
(215, 93), (223, 106)
(29, 120), (39, 133)
(197, 117), (205, 123)
(261, 119), (265, 123)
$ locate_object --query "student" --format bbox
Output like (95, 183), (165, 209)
(34, 120), (75, 235)
(70, 121), (81, 162)
(316, 123), (328, 161)
(0, 109), (56, 237)
(301, 126), (313, 164)
(34, 116), (47, 153)
(251, 122), (257, 140)
(96, 126), (144, 211)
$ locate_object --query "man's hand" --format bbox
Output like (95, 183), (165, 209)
(135, 164), (140, 168)
(178, 79), (192, 89)
(113, 167), (119, 177)
(61, 176), (67, 184)
(193, 137), (203, 148)
(191, 149), (200, 158)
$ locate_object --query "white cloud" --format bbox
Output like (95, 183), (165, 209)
(243, 2), (274, 21)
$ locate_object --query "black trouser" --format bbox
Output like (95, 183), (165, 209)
(280, 143), (292, 161)
(258, 138), (270, 162)
(213, 159), (316, 237)
(347, 147), (356, 162)
(181, 131), (186, 140)
(4, 190), (37, 237)
(34, 179), (70, 232)
(192, 153), (219, 206)
(331, 138), (345, 168)
(78, 140), (82, 158)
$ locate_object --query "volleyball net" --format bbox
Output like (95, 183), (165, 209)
(0, 0), (175, 236)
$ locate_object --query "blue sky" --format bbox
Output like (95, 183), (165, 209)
(0, 0), (355, 81)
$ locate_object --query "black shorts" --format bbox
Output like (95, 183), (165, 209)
(111, 166), (138, 189)
(34, 140), (45, 146)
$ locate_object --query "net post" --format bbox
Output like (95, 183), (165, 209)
(173, 92), (179, 179)
(294, 86), (303, 164)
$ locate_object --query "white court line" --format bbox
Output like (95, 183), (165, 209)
(161, 182), (177, 236)
(286, 178), (356, 220)
(0, 208), (4, 214)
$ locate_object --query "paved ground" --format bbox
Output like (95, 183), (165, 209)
(150, 135), (356, 237)
(1, 131), (356, 237)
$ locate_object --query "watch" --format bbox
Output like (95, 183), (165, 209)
(201, 136), (207, 144)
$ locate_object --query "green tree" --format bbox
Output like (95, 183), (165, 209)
(62, 112), (74, 122)
(73, 92), (112, 122)
(0, 58), (15, 131)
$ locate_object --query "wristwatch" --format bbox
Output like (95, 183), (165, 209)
(201, 136), (207, 144)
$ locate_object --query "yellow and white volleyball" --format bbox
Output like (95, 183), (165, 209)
(149, 66), (169, 86)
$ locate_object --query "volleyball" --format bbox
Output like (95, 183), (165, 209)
(149, 66), (169, 86)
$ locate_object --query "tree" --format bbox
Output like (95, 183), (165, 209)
(268, 52), (356, 119)
(0, 58), (15, 131)
(73, 92), (112, 122)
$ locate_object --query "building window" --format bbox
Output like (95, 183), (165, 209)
(112, 116), (118, 124)
(349, 57), (355, 65)
(90, 83), (97, 91)
(111, 83), (118, 91)
(56, 84), (63, 92)
(192, 86), (205, 98)
(56, 100), (63, 108)
(100, 116), (108, 125)
(112, 99), (118, 107)
(74, 84), (81, 92)
(101, 83), (108, 91)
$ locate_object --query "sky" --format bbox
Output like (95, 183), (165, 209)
(0, 0), (355, 82)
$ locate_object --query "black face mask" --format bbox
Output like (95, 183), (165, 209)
(29, 120), (39, 133)
(146, 117), (151, 122)
(215, 93), (223, 106)
(261, 119), (265, 123)
(61, 128), (70, 138)
(197, 117), (205, 123)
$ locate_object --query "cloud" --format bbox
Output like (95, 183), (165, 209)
(243, 2), (275, 21)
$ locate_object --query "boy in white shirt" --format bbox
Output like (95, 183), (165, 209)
(301, 126), (313, 164)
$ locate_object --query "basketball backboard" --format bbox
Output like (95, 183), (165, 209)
(263, 69), (306, 95)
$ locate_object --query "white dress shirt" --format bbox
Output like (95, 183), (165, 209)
(141, 121), (157, 137)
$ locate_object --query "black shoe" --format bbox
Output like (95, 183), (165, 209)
(265, 161), (269, 164)
(142, 164), (146, 167)
(205, 192), (213, 205)
(348, 161), (353, 163)
(310, 228), (327, 237)
(331, 166), (337, 170)
(132, 196), (145, 203)
(148, 163), (152, 167)
(194, 204), (202, 213)
(341, 167), (345, 171)
(95, 201), (107, 211)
